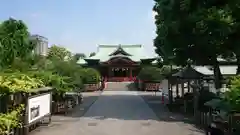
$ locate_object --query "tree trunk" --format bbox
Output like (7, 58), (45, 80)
(213, 59), (223, 93)
(236, 54), (240, 75)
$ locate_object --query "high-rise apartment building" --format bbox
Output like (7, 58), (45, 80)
(30, 35), (48, 56)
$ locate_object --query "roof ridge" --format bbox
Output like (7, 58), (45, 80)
(98, 44), (142, 48)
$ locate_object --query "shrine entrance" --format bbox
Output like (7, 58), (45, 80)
(100, 57), (140, 82)
(112, 67), (128, 77)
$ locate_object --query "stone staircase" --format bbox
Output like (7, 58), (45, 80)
(104, 82), (137, 91)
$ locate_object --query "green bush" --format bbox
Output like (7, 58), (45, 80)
(37, 59), (84, 90)
(138, 66), (164, 82)
(82, 68), (100, 84)
(224, 76), (240, 111)
(30, 71), (73, 94)
(0, 105), (24, 135)
(0, 72), (45, 95)
(52, 60), (84, 89)
(198, 90), (218, 112)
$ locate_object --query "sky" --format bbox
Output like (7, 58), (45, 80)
(0, 0), (157, 56)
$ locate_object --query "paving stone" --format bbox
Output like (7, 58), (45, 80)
(30, 91), (204, 135)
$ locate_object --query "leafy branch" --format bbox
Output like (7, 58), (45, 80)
(0, 105), (24, 135)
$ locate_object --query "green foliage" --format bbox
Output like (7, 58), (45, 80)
(198, 90), (218, 112)
(159, 65), (171, 75)
(74, 53), (86, 61)
(138, 66), (164, 82)
(89, 52), (96, 57)
(49, 59), (84, 89)
(47, 45), (71, 61)
(0, 72), (45, 95)
(82, 68), (100, 84)
(153, 0), (232, 65)
(27, 57), (85, 93)
(0, 105), (24, 134)
(0, 18), (97, 100)
(224, 76), (240, 111)
(10, 57), (31, 71)
(0, 18), (33, 68)
(153, 0), (237, 89)
(30, 71), (73, 94)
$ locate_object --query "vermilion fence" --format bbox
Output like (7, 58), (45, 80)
(106, 77), (136, 82)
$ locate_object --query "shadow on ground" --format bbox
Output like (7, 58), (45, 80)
(53, 91), (102, 120)
(126, 83), (138, 91)
(31, 91), (204, 135)
(30, 91), (102, 135)
(72, 92), (194, 123)
(140, 93), (194, 122)
(140, 92), (204, 133)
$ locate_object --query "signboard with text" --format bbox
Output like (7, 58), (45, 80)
(27, 93), (51, 124)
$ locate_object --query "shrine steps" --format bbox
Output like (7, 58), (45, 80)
(104, 82), (137, 91)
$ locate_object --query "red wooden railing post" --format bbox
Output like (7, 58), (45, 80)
(130, 68), (132, 81)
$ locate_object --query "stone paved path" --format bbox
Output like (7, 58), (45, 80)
(31, 91), (204, 135)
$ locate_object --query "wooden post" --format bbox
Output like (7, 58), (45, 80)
(168, 79), (172, 104)
(129, 67), (132, 81)
(108, 67), (112, 77)
(193, 80), (200, 124)
(182, 80), (186, 113)
(23, 93), (29, 135)
(176, 79), (179, 97)
(181, 80), (184, 97)
(170, 79), (173, 104)
(184, 100), (187, 113)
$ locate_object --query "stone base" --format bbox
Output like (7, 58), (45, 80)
(144, 83), (160, 91)
(84, 83), (101, 91)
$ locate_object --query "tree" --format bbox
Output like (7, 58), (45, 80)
(74, 53), (86, 61)
(224, 1), (240, 74)
(153, 0), (233, 89)
(89, 52), (96, 57)
(47, 45), (71, 61)
(0, 18), (33, 67)
(138, 66), (164, 82)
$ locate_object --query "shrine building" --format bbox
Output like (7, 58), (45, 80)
(77, 44), (157, 82)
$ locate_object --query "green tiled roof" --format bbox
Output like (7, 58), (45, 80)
(78, 44), (155, 64)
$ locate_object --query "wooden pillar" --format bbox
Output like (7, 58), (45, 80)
(176, 79), (179, 97)
(182, 80), (186, 113)
(187, 80), (190, 92)
(129, 67), (132, 80)
(108, 67), (111, 77)
(111, 67), (114, 77)
(169, 64), (173, 104)
(181, 80), (184, 97)
(193, 80), (200, 123)
(168, 78), (173, 104)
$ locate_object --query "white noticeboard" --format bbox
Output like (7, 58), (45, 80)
(28, 93), (51, 124)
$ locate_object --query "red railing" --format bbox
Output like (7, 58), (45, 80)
(106, 77), (136, 82)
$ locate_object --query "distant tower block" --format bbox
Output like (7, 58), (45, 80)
(30, 34), (48, 56)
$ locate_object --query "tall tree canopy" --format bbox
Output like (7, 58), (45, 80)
(225, 1), (240, 74)
(0, 18), (33, 67)
(47, 45), (71, 61)
(74, 53), (86, 60)
(153, 0), (235, 89)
